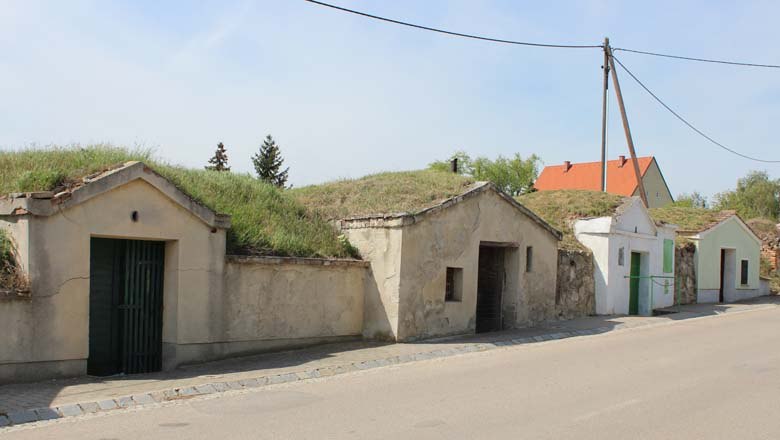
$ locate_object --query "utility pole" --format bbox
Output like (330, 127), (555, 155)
(600, 37), (610, 192)
(606, 43), (649, 207)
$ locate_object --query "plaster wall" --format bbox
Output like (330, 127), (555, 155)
(395, 190), (558, 341)
(342, 227), (402, 340)
(169, 257), (366, 366)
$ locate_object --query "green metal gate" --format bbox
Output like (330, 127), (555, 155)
(88, 238), (165, 376)
(629, 252), (641, 315)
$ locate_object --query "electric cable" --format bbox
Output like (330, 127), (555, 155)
(612, 55), (780, 163)
(304, 0), (603, 49)
(613, 47), (780, 69)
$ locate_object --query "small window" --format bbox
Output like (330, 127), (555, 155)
(741, 260), (749, 285)
(618, 247), (625, 266)
(445, 267), (463, 302)
(525, 246), (533, 272)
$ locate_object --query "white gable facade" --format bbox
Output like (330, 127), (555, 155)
(574, 198), (678, 315)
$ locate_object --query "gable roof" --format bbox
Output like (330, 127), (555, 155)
(338, 181), (562, 240)
(0, 161), (231, 229)
(534, 156), (656, 197)
(650, 207), (760, 243)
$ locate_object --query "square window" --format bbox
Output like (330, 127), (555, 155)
(741, 260), (749, 285)
(445, 267), (463, 302)
(526, 246), (533, 272)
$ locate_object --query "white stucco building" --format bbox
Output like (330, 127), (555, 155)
(574, 197), (678, 315)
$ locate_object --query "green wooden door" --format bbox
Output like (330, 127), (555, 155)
(88, 238), (124, 376)
(629, 252), (641, 315)
(88, 238), (165, 376)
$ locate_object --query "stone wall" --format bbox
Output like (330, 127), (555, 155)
(761, 245), (778, 272)
(675, 243), (697, 305)
(555, 249), (595, 319)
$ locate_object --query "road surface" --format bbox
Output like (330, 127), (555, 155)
(5, 307), (780, 439)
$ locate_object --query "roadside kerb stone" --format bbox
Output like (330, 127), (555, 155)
(7, 410), (37, 425)
(34, 407), (60, 421)
(117, 396), (135, 408)
(97, 399), (118, 411)
(79, 402), (100, 413)
(56, 404), (83, 418)
(194, 384), (217, 395)
(239, 378), (261, 388)
(132, 393), (156, 405)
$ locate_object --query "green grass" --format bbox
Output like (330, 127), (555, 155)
(0, 146), (356, 258)
(0, 145), (152, 194)
(290, 170), (475, 220)
(649, 206), (721, 232)
(516, 190), (626, 250)
(0, 228), (25, 291)
(0, 229), (11, 267)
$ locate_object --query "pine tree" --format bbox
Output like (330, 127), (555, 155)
(252, 135), (289, 187)
(205, 142), (230, 171)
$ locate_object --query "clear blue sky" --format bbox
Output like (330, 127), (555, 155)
(2, 0), (778, 199)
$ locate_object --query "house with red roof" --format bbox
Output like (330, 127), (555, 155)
(534, 156), (674, 208)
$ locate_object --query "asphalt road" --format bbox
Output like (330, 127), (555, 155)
(5, 307), (780, 439)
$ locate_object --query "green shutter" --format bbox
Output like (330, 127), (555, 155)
(663, 239), (674, 273)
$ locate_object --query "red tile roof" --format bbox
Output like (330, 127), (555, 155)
(534, 156), (655, 197)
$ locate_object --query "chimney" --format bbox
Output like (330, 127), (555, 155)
(563, 161), (572, 172)
(450, 158), (458, 174)
(618, 155), (627, 167)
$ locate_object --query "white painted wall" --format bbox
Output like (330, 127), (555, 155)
(575, 198), (677, 315)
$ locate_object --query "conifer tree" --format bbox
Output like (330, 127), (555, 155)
(205, 142), (230, 171)
(252, 135), (289, 187)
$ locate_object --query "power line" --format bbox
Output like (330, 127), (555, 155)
(612, 55), (780, 163)
(613, 47), (780, 69)
(304, 0), (603, 49)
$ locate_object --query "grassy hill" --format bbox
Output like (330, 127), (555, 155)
(0, 146), (356, 259)
(290, 170), (475, 220)
(516, 190), (626, 250)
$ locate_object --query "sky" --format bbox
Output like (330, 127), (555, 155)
(1, 0), (778, 199)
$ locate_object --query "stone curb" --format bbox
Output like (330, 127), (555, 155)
(2, 304), (774, 428)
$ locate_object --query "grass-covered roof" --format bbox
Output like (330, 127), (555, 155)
(516, 190), (627, 250)
(290, 170), (475, 220)
(649, 206), (730, 233)
(0, 146), (356, 258)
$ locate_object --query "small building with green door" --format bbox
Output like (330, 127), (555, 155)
(651, 208), (763, 303)
(574, 197), (678, 315)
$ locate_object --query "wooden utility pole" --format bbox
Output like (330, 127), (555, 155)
(606, 44), (649, 207)
(600, 37), (610, 192)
